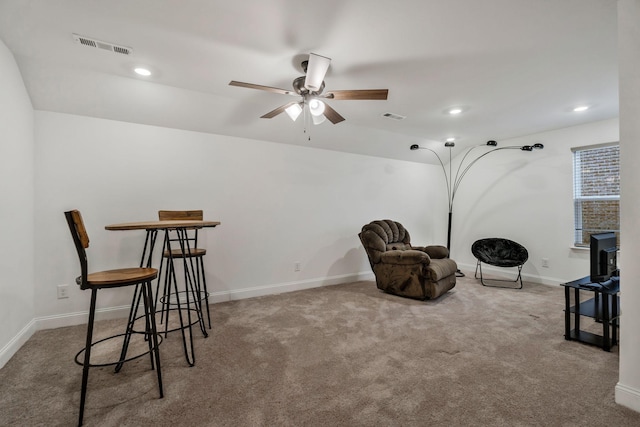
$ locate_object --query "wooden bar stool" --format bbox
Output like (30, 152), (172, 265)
(156, 210), (211, 331)
(64, 210), (163, 426)
(153, 210), (210, 366)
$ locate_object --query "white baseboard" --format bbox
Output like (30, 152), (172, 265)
(0, 319), (37, 369)
(208, 271), (375, 303)
(456, 262), (564, 287)
(0, 305), (131, 369)
(616, 382), (640, 412)
(35, 305), (132, 330)
(0, 267), (577, 369)
(0, 272), (375, 369)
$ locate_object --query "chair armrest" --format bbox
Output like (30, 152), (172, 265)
(413, 245), (449, 259)
(380, 249), (431, 265)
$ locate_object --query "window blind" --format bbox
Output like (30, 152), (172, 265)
(572, 143), (620, 247)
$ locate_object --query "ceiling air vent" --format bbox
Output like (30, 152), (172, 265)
(72, 33), (133, 55)
(383, 112), (406, 121)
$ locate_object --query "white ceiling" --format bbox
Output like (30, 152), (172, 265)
(0, 0), (619, 164)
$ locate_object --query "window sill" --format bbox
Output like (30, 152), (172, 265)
(571, 246), (620, 253)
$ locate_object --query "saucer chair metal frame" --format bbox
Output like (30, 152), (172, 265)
(472, 238), (528, 289)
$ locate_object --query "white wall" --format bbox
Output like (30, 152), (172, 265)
(0, 39), (35, 367)
(616, 0), (640, 412)
(33, 111), (442, 324)
(447, 119), (618, 283)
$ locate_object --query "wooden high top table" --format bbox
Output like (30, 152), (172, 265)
(106, 220), (221, 232)
(106, 219), (220, 366)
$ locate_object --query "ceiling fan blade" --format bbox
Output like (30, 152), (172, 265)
(229, 80), (296, 96)
(323, 103), (345, 124)
(324, 89), (389, 100)
(304, 53), (331, 92)
(260, 101), (299, 119)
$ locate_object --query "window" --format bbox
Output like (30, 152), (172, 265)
(572, 143), (620, 247)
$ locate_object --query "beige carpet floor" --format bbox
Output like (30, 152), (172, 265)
(1, 274), (639, 426)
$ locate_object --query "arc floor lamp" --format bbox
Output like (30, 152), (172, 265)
(410, 140), (544, 276)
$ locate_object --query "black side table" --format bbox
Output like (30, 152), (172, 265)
(561, 276), (620, 351)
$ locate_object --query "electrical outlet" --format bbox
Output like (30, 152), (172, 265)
(57, 284), (69, 299)
(294, 262), (301, 272)
(542, 258), (549, 268)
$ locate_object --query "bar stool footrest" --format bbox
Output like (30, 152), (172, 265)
(156, 308), (203, 333)
(159, 290), (208, 306)
(74, 332), (163, 368)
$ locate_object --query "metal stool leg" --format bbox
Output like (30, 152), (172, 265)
(115, 284), (144, 373)
(178, 230), (207, 336)
(78, 289), (98, 426)
(168, 251), (196, 366)
(199, 257), (211, 329)
(142, 280), (164, 397)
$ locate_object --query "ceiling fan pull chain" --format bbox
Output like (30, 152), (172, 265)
(303, 106), (311, 141)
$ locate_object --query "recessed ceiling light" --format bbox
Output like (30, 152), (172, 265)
(443, 106), (469, 116)
(446, 137), (456, 142)
(134, 67), (151, 76)
(573, 105), (589, 112)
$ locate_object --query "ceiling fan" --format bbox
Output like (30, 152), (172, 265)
(229, 53), (388, 125)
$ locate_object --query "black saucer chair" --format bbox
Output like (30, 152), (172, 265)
(471, 238), (528, 289)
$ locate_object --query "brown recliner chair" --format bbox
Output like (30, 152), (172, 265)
(359, 219), (457, 300)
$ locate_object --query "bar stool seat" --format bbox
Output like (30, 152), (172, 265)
(86, 267), (158, 286)
(64, 210), (163, 426)
(163, 247), (207, 257)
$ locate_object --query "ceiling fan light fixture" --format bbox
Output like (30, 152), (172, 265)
(285, 103), (303, 121)
(229, 53), (387, 126)
(309, 99), (326, 116)
(311, 113), (327, 125)
(304, 53), (331, 92)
